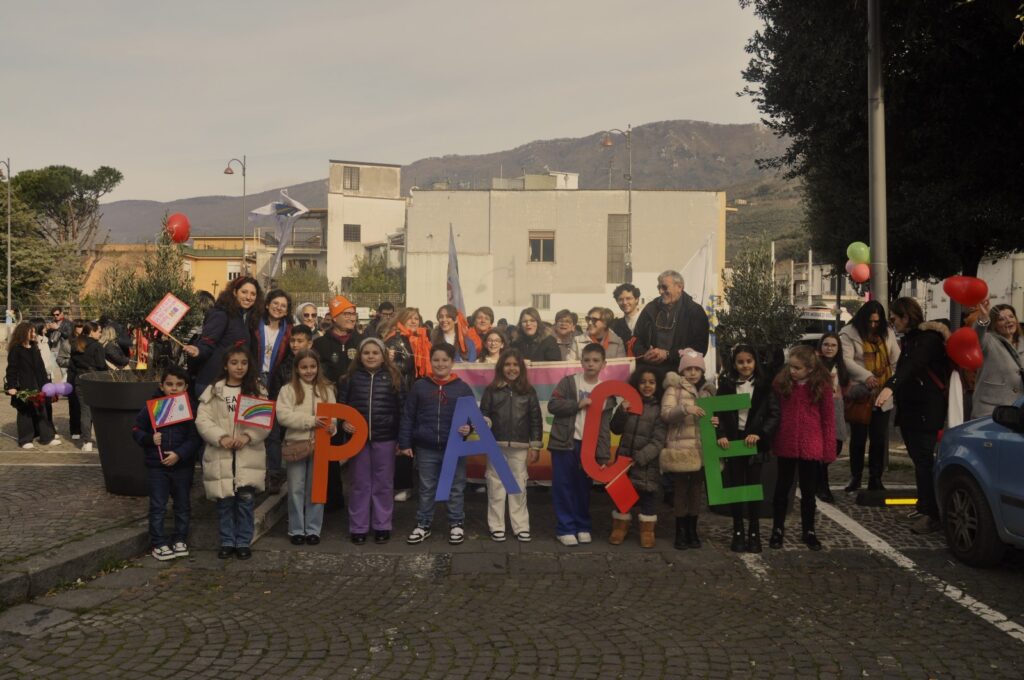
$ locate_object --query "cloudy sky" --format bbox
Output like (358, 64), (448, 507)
(2, 1), (763, 202)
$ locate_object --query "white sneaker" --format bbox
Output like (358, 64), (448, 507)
(406, 526), (431, 544)
(151, 545), (175, 561)
(21, 443), (34, 450)
(577, 532), (592, 544)
(394, 490), (411, 502)
(448, 525), (465, 545)
(171, 541), (189, 558)
(71, 434), (81, 440)
(46, 438), (62, 446)
(557, 534), (579, 547)
(81, 442), (94, 452)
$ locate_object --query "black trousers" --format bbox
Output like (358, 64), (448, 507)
(901, 427), (939, 519)
(14, 402), (56, 446)
(849, 408), (889, 482)
(773, 457), (818, 532)
(724, 458), (763, 524)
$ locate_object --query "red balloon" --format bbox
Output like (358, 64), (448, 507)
(947, 327), (983, 371)
(942, 275), (988, 307)
(166, 213), (191, 243)
(850, 263), (870, 283)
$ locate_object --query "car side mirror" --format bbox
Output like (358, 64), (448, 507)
(992, 406), (1024, 432)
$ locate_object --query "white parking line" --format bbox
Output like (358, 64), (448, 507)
(816, 499), (1024, 645)
(0, 463), (101, 467)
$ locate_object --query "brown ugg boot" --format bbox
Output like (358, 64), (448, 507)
(638, 514), (657, 549)
(609, 511), (631, 545)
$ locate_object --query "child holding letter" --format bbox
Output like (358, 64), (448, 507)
(132, 365), (201, 561)
(196, 348), (270, 560)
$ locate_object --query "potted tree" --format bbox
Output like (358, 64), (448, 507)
(78, 225), (200, 496)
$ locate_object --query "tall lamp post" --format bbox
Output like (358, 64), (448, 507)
(601, 125), (633, 283)
(223, 156), (247, 274)
(0, 158), (12, 332)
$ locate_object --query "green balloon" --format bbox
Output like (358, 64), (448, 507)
(847, 241), (870, 264)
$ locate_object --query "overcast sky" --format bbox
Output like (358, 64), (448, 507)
(1, 1), (763, 202)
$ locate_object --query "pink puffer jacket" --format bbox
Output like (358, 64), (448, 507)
(772, 382), (836, 462)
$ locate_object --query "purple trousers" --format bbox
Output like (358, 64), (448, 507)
(347, 439), (397, 533)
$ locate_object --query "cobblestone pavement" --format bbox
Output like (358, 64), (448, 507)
(0, 485), (1021, 679)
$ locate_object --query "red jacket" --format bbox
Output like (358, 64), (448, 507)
(772, 383), (836, 462)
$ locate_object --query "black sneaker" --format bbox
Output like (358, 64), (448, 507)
(217, 546), (235, 559)
(730, 531), (746, 553)
(374, 530), (391, 544)
(236, 547), (252, 560)
(802, 531), (823, 551)
(290, 535), (306, 546)
(351, 533), (367, 545)
(769, 527), (784, 549)
(305, 535), (320, 545)
(747, 532), (763, 553)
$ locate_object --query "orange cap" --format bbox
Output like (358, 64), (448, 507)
(328, 295), (355, 318)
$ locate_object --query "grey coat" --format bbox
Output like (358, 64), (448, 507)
(610, 397), (667, 493)
(972, 321), (1024, 419)
(547, 374), (614, 461)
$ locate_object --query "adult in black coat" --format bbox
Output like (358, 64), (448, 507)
(69, 322), (109, 451)
(874, 298), (950, 534)
(610, 283), (643, 346)
(510, 307), (561, 363)
(313, 295), (364, 384)
(183, 276), (263, 398)
(5, 322), (58, 447)
(632, 270), (710, 381)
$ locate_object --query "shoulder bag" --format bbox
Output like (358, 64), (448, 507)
(282, 390), (316, 463)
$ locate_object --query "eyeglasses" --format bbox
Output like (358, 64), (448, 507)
(585, 316), (603, 324)
(340, 311), (357, 317)
(302, 313), (317, 319)
(657, 284), (669, 291)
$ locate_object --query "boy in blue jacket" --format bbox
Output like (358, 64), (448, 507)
(398, 343), (475, 545)
(132, 365), (202, 561)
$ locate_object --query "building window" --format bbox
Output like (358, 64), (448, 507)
(607, 214), (628, 282)
(532, 294), (550, 310)
(343, 166), (360, 191)
(528, 231), (555, 263)
(344, 224), (362, 242)
(227, 262), (241, 281)
(341, 276), (355, 291)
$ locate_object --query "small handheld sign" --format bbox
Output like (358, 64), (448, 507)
(234, 395), (276, 430)
(145, 394), (194, 461)
(146, 293), (190, 346)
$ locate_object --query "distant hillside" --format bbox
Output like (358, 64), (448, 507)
(99, 120), (803, 246)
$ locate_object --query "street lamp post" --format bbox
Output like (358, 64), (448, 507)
(223, 156), (247, 274)
(601, 125), (633, 283)
(0, 158), (12, 333)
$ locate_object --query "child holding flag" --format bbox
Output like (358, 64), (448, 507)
(196, 348), (271, 560)
(132, 366), (202, 561)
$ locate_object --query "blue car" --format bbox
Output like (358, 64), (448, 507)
(935, 397), (1024, 567)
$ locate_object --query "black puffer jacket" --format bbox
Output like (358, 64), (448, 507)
(5, 344), (49, 407)
(68, 337), (107, 383)
(512, 330), (561, 363)
(714, 374), (780, 462)
(609, 396), (667, 493)
(337, 368), (404, 442)
(886, 322), (950, 432)
(480, 383), (543, 448)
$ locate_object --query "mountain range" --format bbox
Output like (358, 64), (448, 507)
(98, 119), (804, 258)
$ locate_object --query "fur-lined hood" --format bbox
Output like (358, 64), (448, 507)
(918, 321), (951, 341)
(663, 371), (698, 393)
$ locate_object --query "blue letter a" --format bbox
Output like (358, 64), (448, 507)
(435, 396), (521, 501)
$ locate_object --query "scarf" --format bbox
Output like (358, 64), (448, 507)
(465, 326), (484, 354)
(397, 322), (432, 378)
(589, 332), (610, 351)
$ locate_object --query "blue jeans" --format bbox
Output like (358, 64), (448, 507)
(415, 447), (465, 527)
(265, 420), (283, 473)
(286, 457), (324, 537)
(551, 441), (593, 536)
(216, 486), (256, 548)
(147, 465), (194, 548)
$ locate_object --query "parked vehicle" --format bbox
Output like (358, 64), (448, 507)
(796, 306), (849, 348)
(935, 398), (1024, 567)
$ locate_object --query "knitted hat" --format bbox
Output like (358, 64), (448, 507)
(359, 337), (386, 354)
(327, 295), (355, 318)
(678, 348), (705, 373)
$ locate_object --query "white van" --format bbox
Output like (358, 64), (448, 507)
(798, 306), (849, 347)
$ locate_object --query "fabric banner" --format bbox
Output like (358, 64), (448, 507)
(457, 357), (635, 481)
(248, 190), (310, 279)
(682, 231), (718, 373)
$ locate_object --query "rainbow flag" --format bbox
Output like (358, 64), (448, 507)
(456, 358), (634, 481)
(146, 394), (193, 430)
(234, 395), (276, 430)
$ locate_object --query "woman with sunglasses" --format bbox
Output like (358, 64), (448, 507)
(568, 307), (625, 360)
(294, 302), (322, 339)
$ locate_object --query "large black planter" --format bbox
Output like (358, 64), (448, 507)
(77, 372), (159, 496)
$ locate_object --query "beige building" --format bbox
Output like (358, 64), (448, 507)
(182, 236), (249, 296)
(405, 184), (726, 323)
(82, 244), (156, 295)
(326, 160), (406, 290)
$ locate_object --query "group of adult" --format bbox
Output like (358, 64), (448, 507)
(836, 296), (1022, 534)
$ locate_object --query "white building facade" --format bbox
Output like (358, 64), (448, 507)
(326, 160), (406, 290)
(405, 187), (726, 323)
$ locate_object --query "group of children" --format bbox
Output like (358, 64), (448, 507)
(136, 332), (838, 561)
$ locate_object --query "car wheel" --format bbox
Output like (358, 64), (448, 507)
(942, 472), (1005, 567)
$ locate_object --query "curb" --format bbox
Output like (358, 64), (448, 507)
(0, 490), (286, 609)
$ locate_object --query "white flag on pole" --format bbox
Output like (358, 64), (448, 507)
(681, 232), (718, 373)
(248, 190), (310, 279)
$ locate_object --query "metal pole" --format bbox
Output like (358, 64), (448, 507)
(3, 158), (11, 332)
(242, 155), (248, 275)
(808, 249), (813, 307)
(868, 0), (889, 307)
(625, 124), (633, 284)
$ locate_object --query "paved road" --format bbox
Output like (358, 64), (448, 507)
(1, 485), (1021, 679)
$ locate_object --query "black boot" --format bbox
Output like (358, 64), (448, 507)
(844, 475), (861, 493)
(747, 518), (762, 553)
(730, 516), (745, 552)
(673, 517), (688, 550)
(817, 463), (835, 503)
(867, 476), (885, 491)
(687, 516), (702, 549)
(769, 525), (784, 549)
